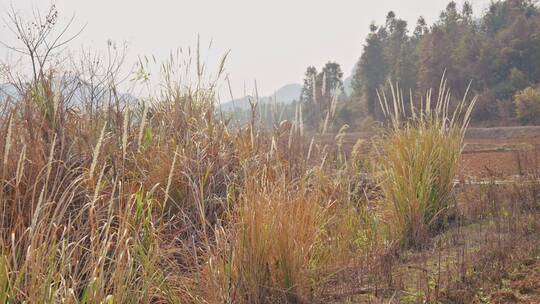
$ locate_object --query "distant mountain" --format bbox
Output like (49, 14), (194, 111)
(0, 83), (19, 101)
(221, 83), (302, 111)
(0, 77), (137, 107)
(343, 75), (353, 96)
(271, 83), (303, 103)
(343, 62), (358, 96)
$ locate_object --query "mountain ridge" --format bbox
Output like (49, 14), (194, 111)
(221, 73), (354, 112)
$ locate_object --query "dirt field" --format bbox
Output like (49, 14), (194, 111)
(266, 126), (540, 302)
(320, 126), (540, 178)
(461, 126), (540, 178)
(320, 126), (540, 303)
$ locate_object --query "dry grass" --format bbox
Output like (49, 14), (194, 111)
(0, 59), (490, 303)
(0, 46), (369, 302)
(207, 176), (328, 303)
(2, 11), (538, 303)
(376, 80), (476, 248)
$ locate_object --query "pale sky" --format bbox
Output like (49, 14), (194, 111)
(0, 0), (492, 99)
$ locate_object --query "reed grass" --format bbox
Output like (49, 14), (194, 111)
(376, 79), (476, 248)
(0, 11), (487, 301)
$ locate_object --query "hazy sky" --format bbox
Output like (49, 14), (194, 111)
(0, 0), (492, 99)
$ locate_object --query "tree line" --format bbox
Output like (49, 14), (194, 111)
(300, 0), (540, 130)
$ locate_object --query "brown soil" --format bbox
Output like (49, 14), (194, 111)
(320, 126), (540, 178)
(460, 150), (522, 177)
(460, 135), (540, 178)
(488, 257), (540, 304)
(323, 126), (540, 303)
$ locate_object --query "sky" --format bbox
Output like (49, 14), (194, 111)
(0, 0), (493, 100)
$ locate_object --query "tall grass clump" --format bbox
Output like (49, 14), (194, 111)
(377, 80), (476, 248)
(0, 6), (400, 303)
(204, 164), (367, 304)
(0, 75), (190, 303)
(206, 175), (326, 303)
(0, 25), (233, 300)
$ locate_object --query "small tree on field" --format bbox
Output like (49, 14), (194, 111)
(1, 5), (85, 86)
(514, 86), (540, 125)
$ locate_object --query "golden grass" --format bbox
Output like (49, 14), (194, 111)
(0, 32), (480, 302)
(376, 80), (476, 248)
(0, 52), (370, 302)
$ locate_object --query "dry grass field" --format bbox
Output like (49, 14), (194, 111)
(319, 126), (540, 178)
(1, 1), (540, 303)
(0, 9), (538, 301)
(315, 126), (540, 303)
(461, 127), (540, 178)
(2, 73), (539, 303)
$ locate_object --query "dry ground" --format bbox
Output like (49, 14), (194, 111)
(320, 126), (540, 177)
(461, 126), (540, 178)
(323, 126), (540, 303)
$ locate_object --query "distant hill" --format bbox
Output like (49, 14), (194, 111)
(221, 83), (302, 111)
(343, 75), (353, 96)
(0, 77), (137, 107)
(0, 83), (19, 101)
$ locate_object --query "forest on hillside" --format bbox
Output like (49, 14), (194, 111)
(257, 0), (540, 132)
